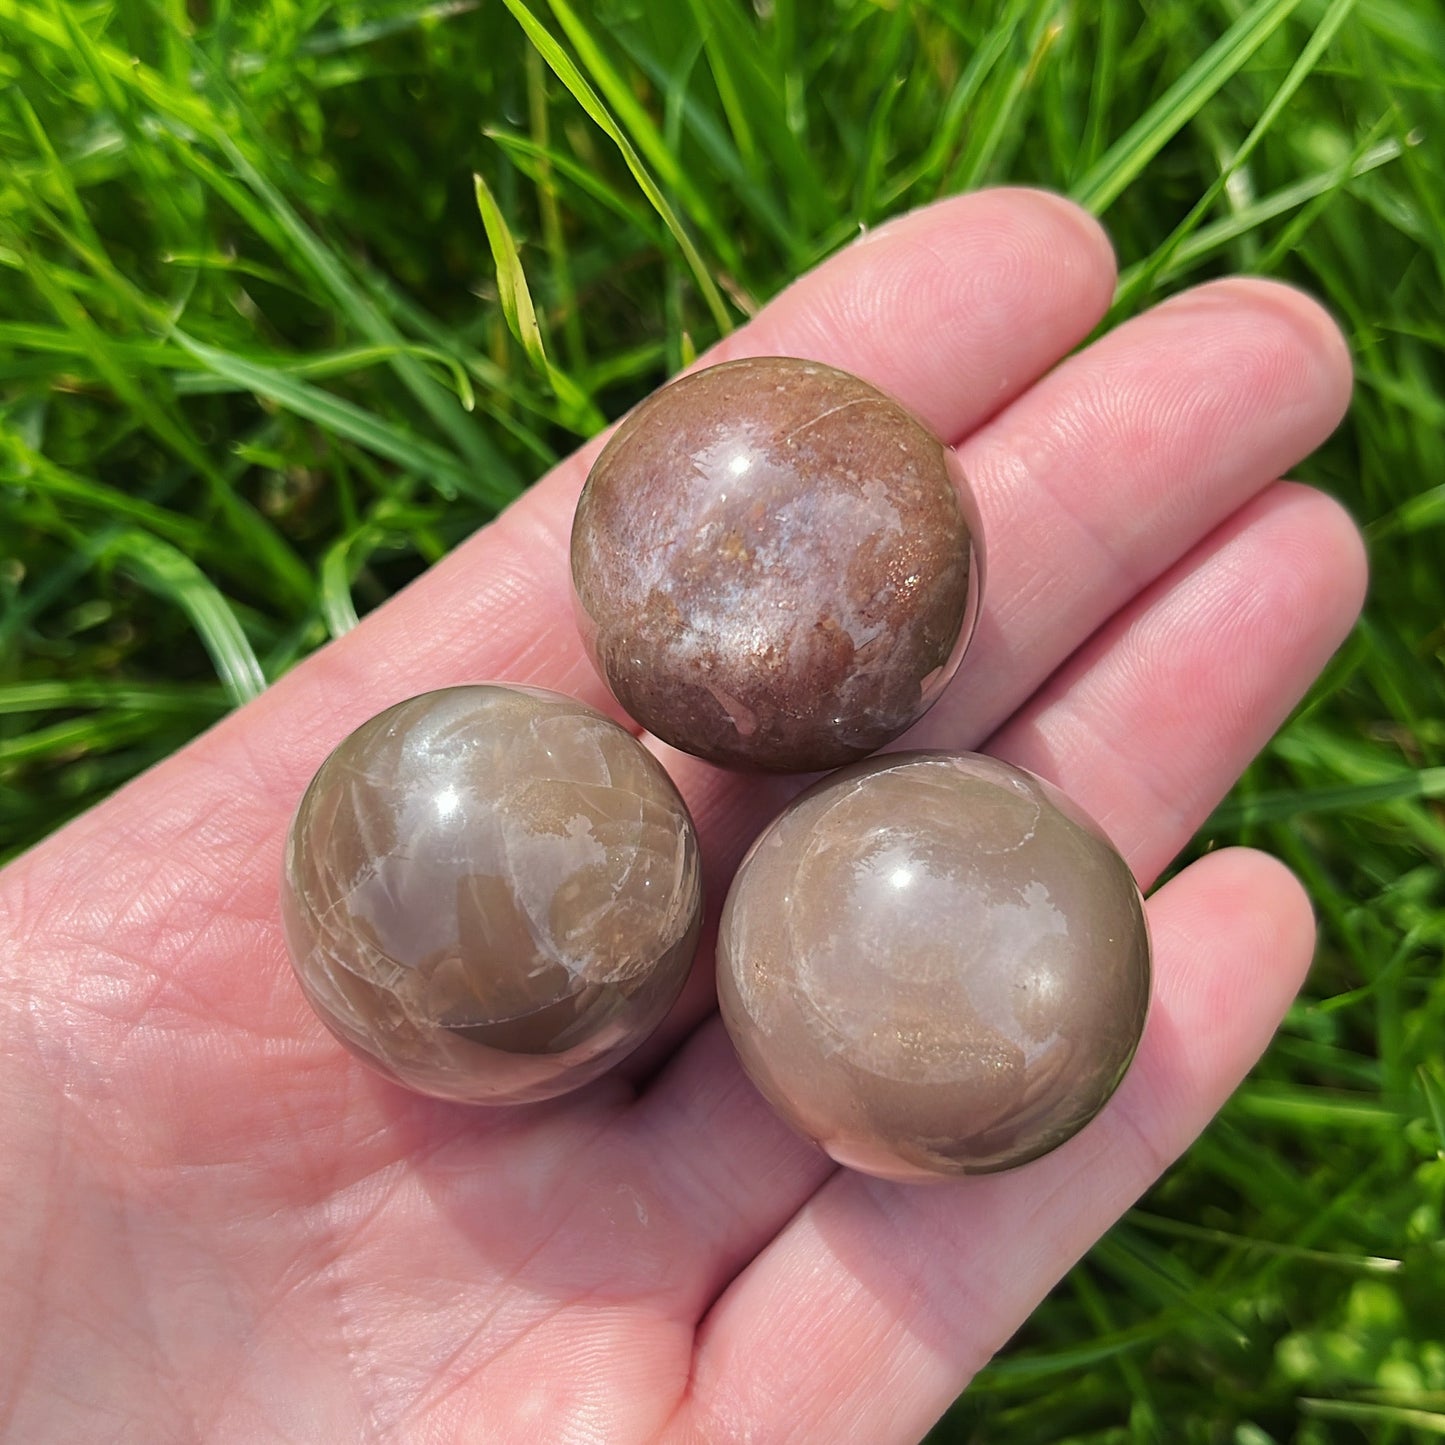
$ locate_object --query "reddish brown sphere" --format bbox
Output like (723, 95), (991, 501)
(717, 752), (1151, 1180)
(571, 357), (983, 772)
(281, 686), (703, 1104)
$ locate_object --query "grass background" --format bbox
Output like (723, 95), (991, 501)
(1, 0), (1442, 1438)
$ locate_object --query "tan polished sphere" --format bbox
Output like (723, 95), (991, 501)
(717, 752), (1150, 1179)
(571, 357), (983, 772)
(281, 686), (702, 1104)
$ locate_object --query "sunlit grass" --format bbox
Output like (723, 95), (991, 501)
(2, 0), (1442, 1438)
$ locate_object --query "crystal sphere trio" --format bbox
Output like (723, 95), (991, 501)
(281, 357), (1151, 1180)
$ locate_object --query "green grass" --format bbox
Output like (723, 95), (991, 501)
(1, 0), (1442, 1438)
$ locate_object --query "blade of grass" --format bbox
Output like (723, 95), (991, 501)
(1, 442), (213, 556)
(541, 0), (747, 276)
(683, 0), (758, 173)
(1418, 1066), (1445, 1156)
(1113, 135), (1409, 297)
(854, 70), (907, 222)
(101, 530), (265, 705)
(472, 171), (604, 432)
(1077, 0), (1123, 176)
(222, 0), (480, 73)
(524, 43), (586, 371)
(1206, 767), (1445, 828)
(1229, 1083), (1402, 1132)
(0, 681), (227, 715)
(1300, 1399), (1445, 1434)
(171, 343), (476, 410)
(1113, 0), (1359, 312)
(317, 504), (437, 639)
(471, 168), (548, 375)
(969, 1325), (1162, 1386)
(486, 127), (663, 242)
(1129, 1212), (1402, 1274)
(1093, 1229), (1249, 1348)
(168, 329), (514, 506)
(500, 0), (734, 335)
(0, 711), (164, 767)
(319, 530), (372, 639)
(1250, 110), (1401, 274)
(1072, 0), (1305, 215)
(1069, 1264), (1163, 1435)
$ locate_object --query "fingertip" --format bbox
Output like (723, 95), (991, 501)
(715, 187), (1120, 442)
(1153, 844), (1319, 1017)
(992, 184), (1119, 279)
(1227, 481), (1369, 657)
(1167, 276), (1355, 435)
(870, 186), (1116, 274)
(870, 187), (1119, 344)
(1285, 481), (1370, 623)
(1182, 843), (1316, 924)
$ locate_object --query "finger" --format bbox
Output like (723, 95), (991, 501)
(703, 188), (1116, 443)
(922, 276), (1355, 746)
(676, 847), (1316, 1445)
(626, 481), (1365, 1322)
(622, 276), (1354, 1073)
(985, 481), (1369, 882)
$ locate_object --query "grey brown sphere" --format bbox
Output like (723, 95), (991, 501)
(571, 357), (982, 772)
(717, 752), (1150, 1179)
(281, 685), (703, 1103)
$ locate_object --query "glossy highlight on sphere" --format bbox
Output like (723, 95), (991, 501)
(717, 752), (1151, 1180)
(281, 686), (703, 1104)
(571, 357), (983, 772)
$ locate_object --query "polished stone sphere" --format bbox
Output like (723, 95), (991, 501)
(281, 685), (703, 1104)
(717, 752), (1150, 1179)
(571, 357), (982, 772)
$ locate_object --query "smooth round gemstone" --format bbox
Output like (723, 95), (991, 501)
(571, 357), (983, 772)
(717, 752), (1150, 1180)
(281, 685), (703, 1104)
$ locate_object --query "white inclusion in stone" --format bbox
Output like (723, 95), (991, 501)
(501, 813), (613, 975)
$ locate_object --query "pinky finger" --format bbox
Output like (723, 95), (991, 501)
(673, 848), (1316, 1445)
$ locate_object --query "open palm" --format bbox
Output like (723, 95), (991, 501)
(0, 190), (1364, 1443)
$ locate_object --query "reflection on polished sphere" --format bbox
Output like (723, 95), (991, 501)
(571, 357), (983, 772)
(717, 752), (1150, 1179)
(282, 685), (703, 1103)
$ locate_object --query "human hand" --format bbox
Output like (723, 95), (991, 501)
(0, 188), (1363, 1443)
